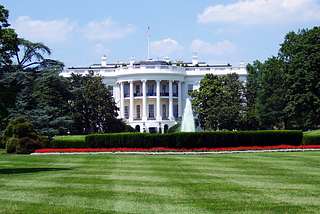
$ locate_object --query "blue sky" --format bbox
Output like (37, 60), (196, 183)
(2, 0), (320, 68)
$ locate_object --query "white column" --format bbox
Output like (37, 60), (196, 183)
(169, 80), (174, 120)
(142, 80), (147, 121)
(156, 80), (161, 120)
(178, 81), (182, 118)
(120, 82), (124, 118)
(129, 81), (134, 122)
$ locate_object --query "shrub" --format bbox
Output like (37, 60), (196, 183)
(302, 135), (320, 145)
(85, 130), (303, 149)
(16, 137), (44, 154)
(2, 117), (49, 153)
(50, 138), (86, 149)
(167, 123), (180, 133)
(6, 138), (19, 153)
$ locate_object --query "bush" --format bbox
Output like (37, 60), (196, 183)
(167, 123), (180, 133)
(16, 137), (44, 154)
(50, 138), (86, 149)
(85, 130), (303, 149)
(6, 138), (19, 153)
(2, 117), (49, 153)
(302, 135), (320, 145)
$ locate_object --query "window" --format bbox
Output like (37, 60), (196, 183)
(136, 85), (140, 95)
(162, 104), (166, 117)
(173, 84), (178, 97)
(125, 106), (129, 119)
(149, 104), (154, 118)
(162, 84), (166, 94)
(188, 84), (193, 92)
(173, 104), (178, 118)
(124, 85), (129, 97)
(148, 84), (154, 96)
(136, 105), (140, 118)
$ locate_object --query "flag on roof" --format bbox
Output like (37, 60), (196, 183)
(147, 26), (150, 37)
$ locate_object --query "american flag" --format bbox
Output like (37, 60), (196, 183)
(147, 26), (150, 37)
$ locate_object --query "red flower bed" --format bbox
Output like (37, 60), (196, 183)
(34, 145), (320, 153)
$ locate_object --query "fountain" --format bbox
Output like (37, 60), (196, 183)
(181, 98), (195, 132)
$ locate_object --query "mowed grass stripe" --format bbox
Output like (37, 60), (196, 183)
(1, 152), (320, 213)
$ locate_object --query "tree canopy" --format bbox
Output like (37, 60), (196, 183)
(68, 72), (122, 134)
(189, 73), (245, 131)
(247, 26), (320, 129)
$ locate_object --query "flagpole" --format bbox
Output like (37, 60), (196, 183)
(147, 24), (150, 60)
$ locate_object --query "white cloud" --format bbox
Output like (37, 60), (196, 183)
(82, 17), (137, 40)
(150, 38), (184, 57)
(94, 44), (110, 54)
(13, 16), (75, 43)
(189, 39), (236, 56)
(198, 0), (320, 25)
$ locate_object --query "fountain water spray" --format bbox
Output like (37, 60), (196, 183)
(181, 98), (195, 132)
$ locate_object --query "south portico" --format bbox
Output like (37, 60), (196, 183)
(115, 78), (183, 133)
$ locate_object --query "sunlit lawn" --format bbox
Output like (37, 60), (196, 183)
(303, 129), (320, 136)
(1, 149), (320, 213)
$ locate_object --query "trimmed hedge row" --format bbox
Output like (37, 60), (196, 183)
(302, 135), (320, 145)
(85, 130), (303, 149)
(50, 138), (86, 149)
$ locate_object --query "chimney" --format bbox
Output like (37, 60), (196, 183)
(164, 55), (170, 63)
(239, 61), (245, 68)
(101, 55), (107, 67)
(129, 57), (135, 66)
(192, 53), (198, 66)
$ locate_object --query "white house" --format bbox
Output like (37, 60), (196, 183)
(61, 54), (247, 133)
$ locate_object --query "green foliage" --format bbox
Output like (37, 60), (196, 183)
(302, 135), (320, 145)
(84, 130), (302, 149)
(1, 39), (73, 137)
(68, 72), (120, 134)
(5, 137), (18, 153)
(167, 122), (180, 133)
(189, 73), (245, 131)
(1, 117), (47, 153)
(280, 27), (320, 127)
(256, 57), (288, 129)
(125, 125), (137, 132)
(16, 137), (44, 154)
(0, 5), (19, 71)
(50, 138), (86, 149)
(249, 27), (320, 130)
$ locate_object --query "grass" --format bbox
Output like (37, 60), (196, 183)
(52, 135), (86, 140)
(1, 150), (320, 213)
(303, 129), (320, 136)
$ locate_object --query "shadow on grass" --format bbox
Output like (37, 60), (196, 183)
(0, 168), (73, 175)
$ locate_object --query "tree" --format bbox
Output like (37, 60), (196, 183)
(279, 27), (320, 128)
(13, 38), (51, 69)
(189, 73), (245, 131)
(255, 57), (288, 129)
(68, 72), (120, 134)
(242, 60), (264, 130)
(1, 39), (73, 137)
(0, 5), (19, 73)
(0, 5), (18, 129)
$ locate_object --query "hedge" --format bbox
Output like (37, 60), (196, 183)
(50, 138), (86, 149)
(85, 130), (303, 149)
(302, 135), (320, 145)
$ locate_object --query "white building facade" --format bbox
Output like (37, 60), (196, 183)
(61, 54), (247, 133)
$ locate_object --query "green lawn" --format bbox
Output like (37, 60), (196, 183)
(1, 151), (320, 213)
(303, 129), (320, 136)
(52, 135), (86, 140)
